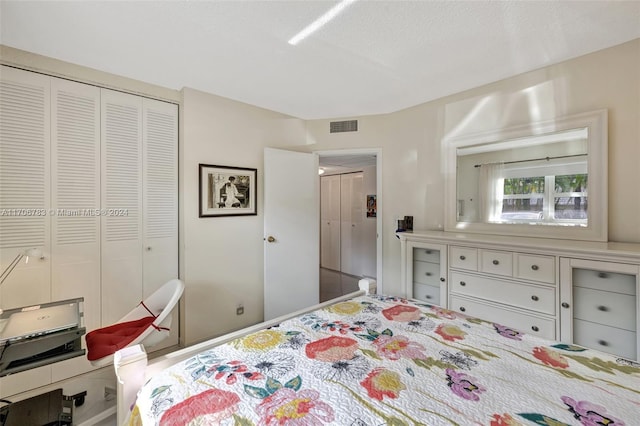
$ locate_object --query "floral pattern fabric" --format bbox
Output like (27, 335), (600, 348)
(130, 295), (639, 426)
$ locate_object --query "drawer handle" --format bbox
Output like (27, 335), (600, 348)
(460, 255), (466, 260)
(531, 295), (539, 301)
(597, 272), (608, 279)
(425, 272), (432, 276)
(561, 302), (570, 309)
(425, 295), (432, 299)
(598, 340), (609, 347)
(531, 264), (539, 271)
(425, 250), (431, 254)
(597, 305), (609, 312)
(459, 306), (466, 312)
(492, 259), (499, 265)
(459, 281), (466, 286)
(531, 326), (539, 332)
(440, 277), (445, 282)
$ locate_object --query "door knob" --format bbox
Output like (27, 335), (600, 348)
(266, 236), (276, 243)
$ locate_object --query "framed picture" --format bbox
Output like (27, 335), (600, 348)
(366, 194), (377, 218)
(199, 164), (257, 217)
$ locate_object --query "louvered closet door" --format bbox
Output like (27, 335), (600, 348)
(142, 98), (178, 294)
(101, 89), (143, 325)
(51, 78), (100, 325)
(142, 98), (178, 348)
(0, 66), (51, 309)
(50, 78), (101, 379)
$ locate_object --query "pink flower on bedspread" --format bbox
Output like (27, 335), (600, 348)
(305, 336), (359, 362)
(445, 368), (486, 401)
(561, 396), (625, 426)
(493, 324), (523, 340)
(372, 334), (426, 360)
(435, 323), (467, 342)
(430, 306), (460, 319)
(489, 413), (522, 426)
(533, 347), (569, 369)
(159, 389), (239, 425)
(360, 367), (406, 401)
(256, 387), (334, 425)
(382, 304), (422, 322)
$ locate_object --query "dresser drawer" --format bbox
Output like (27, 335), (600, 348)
(479, 250), (513, 276)
(516, 254), (555, 284)
(450, 246), (478, 271)
(413, 247), (440, 263)
(450, 295), (556, 340)
(450, 272), (555, 315)
(573, 287), (636, 331)
(573, 269), (636, 295)
(573, 319), (637, 361)
(413, 283), (440, 305)
(413, 260), (441, 286)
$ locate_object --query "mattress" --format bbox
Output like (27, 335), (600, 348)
(129, 294), (639, 425)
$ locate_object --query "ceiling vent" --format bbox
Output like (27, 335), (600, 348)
(330, 120), (358, 133)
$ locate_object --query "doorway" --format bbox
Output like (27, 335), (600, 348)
(316, 149), (381, 301)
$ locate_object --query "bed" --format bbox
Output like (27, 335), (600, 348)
(121, 288), (639, 426)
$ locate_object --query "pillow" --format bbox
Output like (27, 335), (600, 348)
(85, 316), (155, 361)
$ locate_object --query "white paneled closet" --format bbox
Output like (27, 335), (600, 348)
(0, 66), (178, 397)
(320, 175), (340, 271)
(320, 172), (374, 278)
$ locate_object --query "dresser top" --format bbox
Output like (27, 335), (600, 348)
(398, 230), (640, 262)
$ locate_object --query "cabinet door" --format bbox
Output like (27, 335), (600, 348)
(101, 89), (143, 325)
(0, 66), (51, 309)
(560, 258), (639, 361)
(405, 242), (447, 307)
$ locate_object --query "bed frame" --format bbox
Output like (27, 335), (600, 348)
(114, 280), (374, 424)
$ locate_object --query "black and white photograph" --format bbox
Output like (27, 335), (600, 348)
(199, 164), (257, 217)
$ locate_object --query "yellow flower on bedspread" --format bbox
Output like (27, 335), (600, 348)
(360, 367), (406, 401)
(326, 301), (363, 315)
(435, 323), (467, 342)
(256, 388), (334, 425)
(240, 330), (286, 351)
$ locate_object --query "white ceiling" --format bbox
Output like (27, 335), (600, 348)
(1, 1), (639, 120)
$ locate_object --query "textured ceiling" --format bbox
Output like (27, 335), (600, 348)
(1, 1), (639, 119)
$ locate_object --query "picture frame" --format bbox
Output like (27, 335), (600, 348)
(199, 164), (257, 217)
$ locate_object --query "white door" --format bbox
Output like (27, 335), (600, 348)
(264, 148), (319, 320)
(320, 175), (340, 270)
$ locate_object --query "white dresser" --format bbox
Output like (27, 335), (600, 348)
(399, 231), (640, 361)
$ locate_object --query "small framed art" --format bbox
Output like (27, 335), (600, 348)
(199, 164), (257, 217)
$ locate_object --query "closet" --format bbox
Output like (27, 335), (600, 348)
(320, 172), (373, 277)
(0, 66), (178, 396)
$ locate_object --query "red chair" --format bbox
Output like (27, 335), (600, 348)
(86, 279), (184, 367)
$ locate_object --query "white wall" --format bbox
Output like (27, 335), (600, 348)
(304, 38), (640, 297)
(181, 88), (307, 344)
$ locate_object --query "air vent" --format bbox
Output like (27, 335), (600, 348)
(330, 120), (358, 133)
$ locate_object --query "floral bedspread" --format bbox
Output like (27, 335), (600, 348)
(129, 295), (639, 425)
